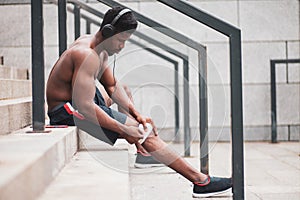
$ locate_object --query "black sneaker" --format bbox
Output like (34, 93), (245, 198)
(192, 176), (232, 198)
(134, 152), (165, 168)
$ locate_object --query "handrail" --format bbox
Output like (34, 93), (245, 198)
(158, 0), (240, 36)
(157, 0), (244, 199)
(270, 58), (300, 143)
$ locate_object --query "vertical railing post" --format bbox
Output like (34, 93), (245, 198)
(58, 0), (67, 56)
(174, 62), (180, 142)
(74, 4), (81, 40)
(183, 58), (191, 156)
(86, 20), (91, 34)
(230, 30), (244, 200)
(199, 48), (209, 174)
(270, 61), (277, 143)
(31, 0), (45, 131)
(270, 59), (300, 143)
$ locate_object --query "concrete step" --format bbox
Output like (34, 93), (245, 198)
(0, 65), (29, 80)
(0, 79), (31, 100)
(0, 97), (32, 135)
(37, 134), (130, 200)
(0, 126), (77, 200)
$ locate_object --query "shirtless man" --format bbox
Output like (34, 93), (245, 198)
(46, 6), (232, 198)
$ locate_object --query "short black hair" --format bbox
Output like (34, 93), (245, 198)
(100, 6), (138, 35)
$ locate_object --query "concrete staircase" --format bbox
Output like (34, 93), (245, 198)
(0, 64), (78, 200)
(0, 126), (78, 200)
(0, 64), (130, 200)
(0, 64), (32, 135)
(0, 129), (130, 200)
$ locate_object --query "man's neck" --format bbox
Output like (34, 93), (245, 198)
(91, 31), (105, 54)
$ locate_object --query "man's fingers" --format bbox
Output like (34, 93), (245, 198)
(141, 120), (147, 130)
(137, 116), (158, 136)
(153, 125), (158, 136)
(151, 123), (158, 135)
(137, 126), (146, 138)
(138, 135), (143, 139)
(137, 128), (144, 135)
(146, 118), (158, 135)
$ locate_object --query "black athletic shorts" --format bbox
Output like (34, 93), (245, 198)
(48, 87), (127, 145)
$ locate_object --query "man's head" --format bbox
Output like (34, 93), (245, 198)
(100, 7), (138, 39)
(99, 7), (137, 56)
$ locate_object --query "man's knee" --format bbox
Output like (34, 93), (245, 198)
(143, 133), (158, 146)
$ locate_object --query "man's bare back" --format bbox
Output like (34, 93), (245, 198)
(46, 35), (104, 111)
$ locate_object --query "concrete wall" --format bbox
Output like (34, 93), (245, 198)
(0, 0), (299, 141)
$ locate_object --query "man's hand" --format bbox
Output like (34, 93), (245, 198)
(121, 125), (144, 144)
(136, 115), (158, 136)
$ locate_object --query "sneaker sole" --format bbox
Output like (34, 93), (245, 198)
(192, 188), (232, 198)
(134, 163), (165, 169)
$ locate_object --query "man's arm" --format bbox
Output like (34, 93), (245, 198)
(72, 50), (142, 140)
(98, 54), (157, 134)
(97, 52), (137, 117)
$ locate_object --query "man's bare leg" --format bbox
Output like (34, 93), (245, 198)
(124, 116), (207, 183)
(99, 84), (205, 176)
(97, 74), (231, 197)
(122, 112), (232, 198)
(143, 134), (208, 182)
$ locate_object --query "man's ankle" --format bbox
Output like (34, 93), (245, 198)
(193, 174), (210, 186)
(194, 175), (210, 186)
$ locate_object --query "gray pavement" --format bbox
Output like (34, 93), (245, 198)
(129, 142), (300, 200)
(38, 141), (300, 200)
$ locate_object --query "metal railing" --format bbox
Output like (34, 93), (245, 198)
(156, 0), (244, 199)
(270, 58), (300, 143)
(30, 0), (243, 198)
(31, 0), (45, 131)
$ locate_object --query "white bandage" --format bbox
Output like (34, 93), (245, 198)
(138, 123), (153, 144)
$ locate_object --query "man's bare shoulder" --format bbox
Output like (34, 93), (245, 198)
(67, 36), (94, 56)
(69, 46), (99, 70)
(71, 46), (99, 62)
(70, 40), (96, 58)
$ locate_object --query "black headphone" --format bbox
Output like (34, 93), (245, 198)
(101, 8), (132, 38)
